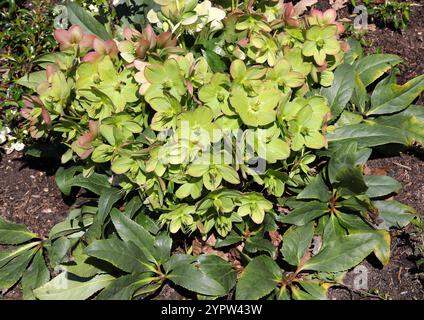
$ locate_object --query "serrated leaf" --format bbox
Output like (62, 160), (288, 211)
(327, 123), (407, 147)
(110, 211), (157, 264)
(71, 173), (111, 195)
(0, 248), (36, 290)
(96, 273), (155, 300)
(98, 187), (123, 223)
(297, 174), (331, 202)
(245, 235), (276, 257)
(301, 232), (380, 272)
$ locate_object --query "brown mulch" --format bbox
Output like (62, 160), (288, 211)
(0, 152), (69, 300)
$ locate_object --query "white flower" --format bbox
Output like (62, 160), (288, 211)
(0, 127), (11, 144)
(112, 0), (121, 7)
(194, 1), (225, 32)
(88, 4), (99, 13)
(12, 141), (25, 151)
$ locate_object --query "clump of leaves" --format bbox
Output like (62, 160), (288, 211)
(2, 1), (424, 300)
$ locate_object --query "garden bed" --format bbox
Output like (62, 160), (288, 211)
(1, 0), (423, 300)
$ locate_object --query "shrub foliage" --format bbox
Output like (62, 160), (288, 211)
(1, 0), (423, 300)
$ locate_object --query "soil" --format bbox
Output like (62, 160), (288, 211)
(0, 152), (70, 299)
(1, 0), (423, 301)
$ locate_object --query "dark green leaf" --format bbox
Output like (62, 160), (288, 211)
(321, 63), (355, 119)
(96, 273), (155, 300)
(281, 222), (314, 267)
(0, 217), (37, 245)
(0, 248), (36, 290)
(373, 200), (415, 230)
(55, 166), (81, 196)
(236, 255), (281, 300)
(301, 233), (380, 272)
(202, 49), (226, 73)
(110, 211), (157, 263)
(21, 250), (50, 300)
(34, 272), (114, 300)
(66, 2), (111, 40)
(277, 202), (328, 226)
(354, 54), (402, 87)
(364, 175), (402, 198)
(85, 238), (152, 273)
(368, 74), (424, 115)
(166, 254), (236, 297)
(327, 123), (407, 147)
(297, 174), (331, 202)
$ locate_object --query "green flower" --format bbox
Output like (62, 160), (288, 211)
(229, 59), (267, 91)
(147, 94), (182, 131)
(237, 192), (273, 224)
(159, 204), (197, 234)
(267, 58), (305, 90)
(177, 106), (218, 142)
(198, 73), (231, 117)
(229, 87), (281, 127)
(302, 25), (341, 66)
(144, 58), (186, 100)
(176, 54), (212, 88)
(280, 96), (330, 151)
(76, 56), (138, 117)
(247, 32), (279, 66)
(236, 14), (272, 33)
(245, 125), (290, 163)
(264, 170), (288, 197)
(186, 161), (240, 191)
(37, 67), (73, 115)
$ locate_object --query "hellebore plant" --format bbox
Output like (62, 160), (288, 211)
(5, 0), (424, 301)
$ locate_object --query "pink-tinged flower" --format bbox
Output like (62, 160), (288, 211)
(133, 60), (151, 95)
(82, 38), (119, 63)
(308, 9), (344, 34)
(71, 120), (99, 159)
(54, 25), (95, 51)
(21, 96), (51, 129)
(282, 2), (300, 27)
(118, 25), (178, 63)
(46, 64), (59, 81)
(340, 41), (350, 53)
